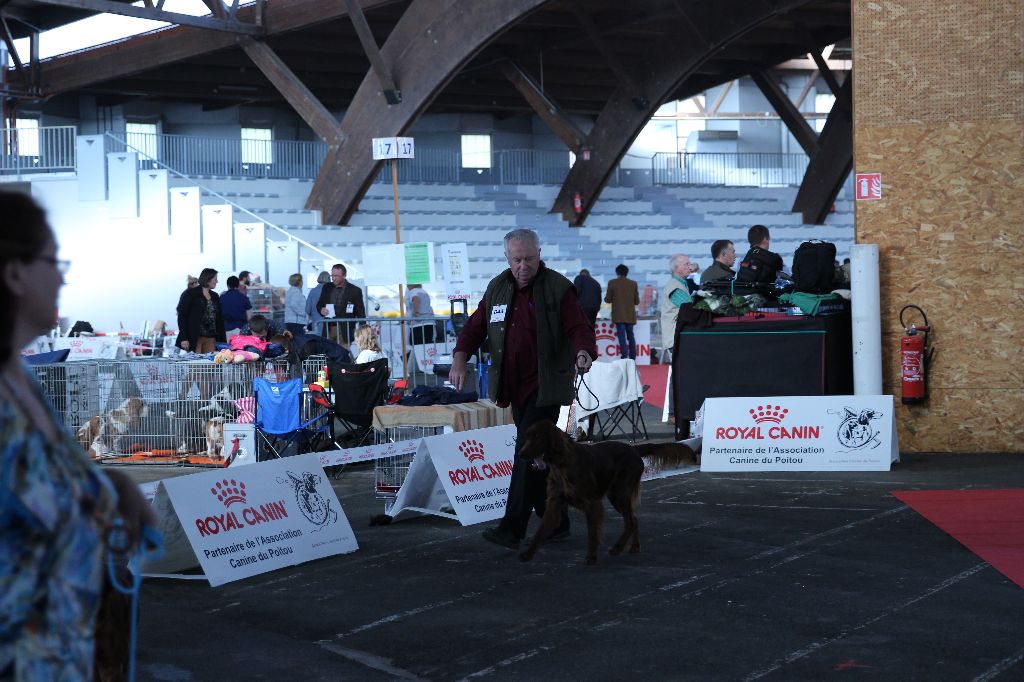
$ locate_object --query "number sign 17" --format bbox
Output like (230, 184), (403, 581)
(372, 137), (415, 160)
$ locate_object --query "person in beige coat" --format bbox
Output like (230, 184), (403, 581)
(604, 263), (640, 360)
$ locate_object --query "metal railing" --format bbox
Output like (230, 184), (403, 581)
(651, 152), (809, 186)
(106, 132), (329, 179)
(0, 125), (77, 175)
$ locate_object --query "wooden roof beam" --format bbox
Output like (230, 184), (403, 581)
(30, 0), (263, 35)
(341, 0), (399, 104)
(31, 0), (400, 96)
(750, 69), (819, 157)
(572, 5), (648, 111)
(500, 61), (586, 152)
(239, 38), (346, 146)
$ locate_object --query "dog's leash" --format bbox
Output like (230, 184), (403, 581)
(106, 520), (164, 682)
(566, 364), (600, 437)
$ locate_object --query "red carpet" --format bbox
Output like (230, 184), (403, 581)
(638, 364), (670, 410)
(892, 489), (1024, 589)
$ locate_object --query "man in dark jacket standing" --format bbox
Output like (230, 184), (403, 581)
(572, 268), (602, 325)
(449, 229), (597, 550)
(317, 263), (365, 345)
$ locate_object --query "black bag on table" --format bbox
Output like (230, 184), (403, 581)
(792, 240), (838, 294)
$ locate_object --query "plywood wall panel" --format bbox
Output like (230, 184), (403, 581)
(889, 388), (1024, 454)
(854, 1), (1023, 124)
(853, 0), (1024, 453)
(854, 123), (1024, 251)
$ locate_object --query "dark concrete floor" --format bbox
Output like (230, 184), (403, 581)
(127, 408), (1024, 681)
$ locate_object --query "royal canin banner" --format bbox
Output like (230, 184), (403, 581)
(594, 320), (652, 365)
(53, 336), (121, 360)
(700, 395), (899, 472)
(147, 453), (358, 586)
(397, 425), (516, 525)
(318, 437), (421, 469)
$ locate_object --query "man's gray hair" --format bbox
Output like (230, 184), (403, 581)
(503, 228), (540, 252)
(670, 253), (689, 272)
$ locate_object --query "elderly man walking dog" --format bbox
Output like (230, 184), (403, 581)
(449, 228), (597, 550)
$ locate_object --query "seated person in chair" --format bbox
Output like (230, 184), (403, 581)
(353, 325), (386, 364)
(700, 239), (737, 284)
(736, 225), (784, 285)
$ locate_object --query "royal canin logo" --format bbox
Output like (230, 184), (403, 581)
(459, 439), (486, 463)
(749, 405), (789, 424)
(211, 479), (247, 507)
(448, 440), (514, 486)
(196, 477), (289, 538)
(715, 404), (819, 440)
(594, 320), (617, 341)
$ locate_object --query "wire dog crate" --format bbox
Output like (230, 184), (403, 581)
(373, 424), (446, 498)
(33, 357), (289, 465)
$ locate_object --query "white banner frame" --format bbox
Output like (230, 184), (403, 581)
(700, 395), (899, 472)
(145, 453), (358, 586)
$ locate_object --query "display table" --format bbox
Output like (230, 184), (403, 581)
(372, 399), (513, 434)
(672, 310), (853, 424)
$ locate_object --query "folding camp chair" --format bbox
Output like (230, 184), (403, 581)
(592, 397), (649, 443)
(324, 358), (390, 448)
(253, 377), (332, 460)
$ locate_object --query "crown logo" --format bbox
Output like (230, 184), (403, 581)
(210, 479), (247, 507)
(749, 405), (788, 424)
(594, 320), (617, 341)
(459, 439), (486, 463)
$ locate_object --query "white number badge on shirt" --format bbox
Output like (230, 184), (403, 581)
(346, 303), (355, 314)
(489, 304), (507, 323)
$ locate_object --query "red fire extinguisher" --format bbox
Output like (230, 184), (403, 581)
(573, 191), (583, 214)
(899, 305), (935, 405)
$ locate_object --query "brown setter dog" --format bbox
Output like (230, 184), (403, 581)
(517, 421), (696, 565)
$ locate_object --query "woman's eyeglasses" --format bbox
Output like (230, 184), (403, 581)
(34, 256), (72, 275)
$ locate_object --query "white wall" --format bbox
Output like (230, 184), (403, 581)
(32, 178), (206, 332)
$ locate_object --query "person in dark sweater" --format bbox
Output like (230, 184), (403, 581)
(176, 268), (225, 353)
(736, 224), (785, 285)
(572, 268), (602, 325)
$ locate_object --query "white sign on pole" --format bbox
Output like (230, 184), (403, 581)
(154, 453), (358, 586)
(700, 395), (899, 472)
(361, 244), (405, 285)
(593, 320), (652, 365)
(441, 242), (472, 301)
(372, 137), (415, 160)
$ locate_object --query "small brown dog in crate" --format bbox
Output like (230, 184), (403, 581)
(76, 396), (148, 458)
(517, 421), (696, 565)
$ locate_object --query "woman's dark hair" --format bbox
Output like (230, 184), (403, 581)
(615, 264), (629, 276)
(0, 191), (54, 362)
(198, 268), (218, 289)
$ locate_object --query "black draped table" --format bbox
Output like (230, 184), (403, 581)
(672, 310), (853, 428)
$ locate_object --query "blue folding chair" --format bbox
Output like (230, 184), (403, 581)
(253, 377), (332, 460)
